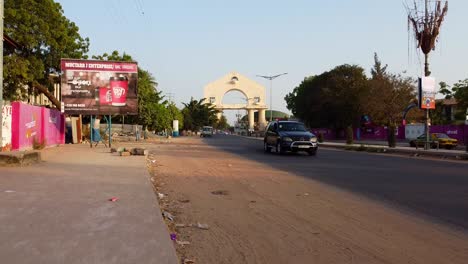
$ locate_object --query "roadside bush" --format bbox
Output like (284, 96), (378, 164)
(387, 125), (396, 148)
(345, 126), (354, 145)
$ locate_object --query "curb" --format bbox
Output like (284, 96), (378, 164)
(319, 143), (468, 160)
(0, 151), (42, 167)
(237, 135), (468, 160)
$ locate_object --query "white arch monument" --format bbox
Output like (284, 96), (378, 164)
(204, 72), (268, 130)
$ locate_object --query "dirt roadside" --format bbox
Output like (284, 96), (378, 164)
(148, 137), (468, 264)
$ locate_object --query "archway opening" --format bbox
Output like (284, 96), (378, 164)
(222, 89), (248, 105)
(221, 90), (249, 132)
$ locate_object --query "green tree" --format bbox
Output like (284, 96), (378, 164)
(370, 53), (388, 79)
(182, 98), (219, 131)
(4, 0), (90, 105)
(137, 69), (168, 130)
(214, 115), (229, 130)
(452, 79), (468, 120)
(438, 81), (453, 99)
(167, 103), (184, 130)
(285, 76), (315, 123)
(285, 65), (369, 129)
(364, 54), (418, 127)
(431, 82), (453, 125)
(91, 50), (133, 62)
(153, 104), (171, 132)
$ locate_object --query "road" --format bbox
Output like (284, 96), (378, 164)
(150, 135), (468, 264)
(206, 135), (468, 230)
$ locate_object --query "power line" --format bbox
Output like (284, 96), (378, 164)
(166, 92), (174, 103)
(133, 0), (144, 15)
(137, 0), (145, 14)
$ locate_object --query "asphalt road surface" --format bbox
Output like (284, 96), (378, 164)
(204, 134), (468, 231)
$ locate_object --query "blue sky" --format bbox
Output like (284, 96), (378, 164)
(57, 0), (466, 123)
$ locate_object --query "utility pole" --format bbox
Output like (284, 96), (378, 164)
(0, 0), (4, 151)
(424, 0), (430, 150)
(166, 92), (174, 104)
(257, 73), (288, 122)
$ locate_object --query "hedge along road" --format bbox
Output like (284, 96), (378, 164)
(149, 135), (468, 264)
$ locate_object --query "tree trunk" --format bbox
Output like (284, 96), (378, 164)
(424, 54), (430, 77)
(33, 83), (61, 109)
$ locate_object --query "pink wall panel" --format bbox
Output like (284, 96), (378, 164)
(11, 102), (65, 150)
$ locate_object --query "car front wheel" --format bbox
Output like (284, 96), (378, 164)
(276, 141), (285, 155)
(264, 141), (271, 153)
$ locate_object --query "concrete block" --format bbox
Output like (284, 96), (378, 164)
(0, 151), (41, 167)
(130, 148), (146, 156)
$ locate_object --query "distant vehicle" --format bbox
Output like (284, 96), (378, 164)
(409, 133), (458, 149)
(264, 121), (318, 155)
(201, 126), (214, 137)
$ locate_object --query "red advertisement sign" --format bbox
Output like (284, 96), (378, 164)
(61, 59), (138, 115)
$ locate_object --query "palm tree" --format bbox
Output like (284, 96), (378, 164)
(182, 98), (219, 131)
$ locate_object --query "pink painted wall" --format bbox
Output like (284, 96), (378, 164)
(312, 125), (467, 144)
(11, 102), (65, 150)
(42, 107), (65, 145)
(311, 126), (406, 141)
(430, 125), (467, 145)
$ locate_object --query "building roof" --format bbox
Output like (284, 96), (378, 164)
(436, 98), (457, 106)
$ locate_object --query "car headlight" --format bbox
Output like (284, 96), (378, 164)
(310, 137), (318, 143)
(282, 137), (293, 142)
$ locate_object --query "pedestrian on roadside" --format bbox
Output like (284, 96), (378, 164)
(92, 116), (102, 143)
(135, 125), (141, 141)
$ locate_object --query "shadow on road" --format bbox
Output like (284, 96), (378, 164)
(202, 135), (468, 231)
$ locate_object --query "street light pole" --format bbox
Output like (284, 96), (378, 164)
(257, 73), (288, 122)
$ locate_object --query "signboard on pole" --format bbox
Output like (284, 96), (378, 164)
(418, 77), (436, 109)
(61, 59), (138, 115)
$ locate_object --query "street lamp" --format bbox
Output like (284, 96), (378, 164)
(257, 73), (288, 122)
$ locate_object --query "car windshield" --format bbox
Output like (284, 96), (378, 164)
(435, 133), (449, 138)
(203, 127), (212, 132)
(278, 122), (307, 132)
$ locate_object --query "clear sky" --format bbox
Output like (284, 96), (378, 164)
(57, 0), (466, 124)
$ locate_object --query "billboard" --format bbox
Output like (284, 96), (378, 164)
(61, 59), (138, 115)
(418, 77), (436, 109)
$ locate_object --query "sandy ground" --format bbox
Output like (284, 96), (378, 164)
(148, 137), (468, 264)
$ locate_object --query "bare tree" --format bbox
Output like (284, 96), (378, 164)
(406, 0), (448, 77)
